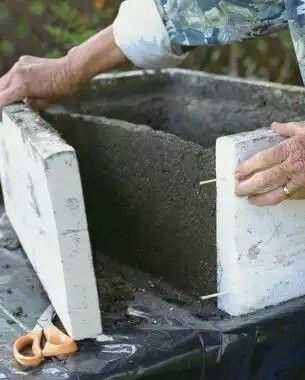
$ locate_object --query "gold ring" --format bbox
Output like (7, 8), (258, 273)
(283, 185), (291, 197)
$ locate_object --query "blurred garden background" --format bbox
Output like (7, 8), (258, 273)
(0, 0), (302, 85)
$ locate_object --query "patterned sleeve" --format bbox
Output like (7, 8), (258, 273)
(155, 0), (305, 83)
(284, 0), (305, 83)
(154, 0), (287, 47)
(113, 0), (305, 83)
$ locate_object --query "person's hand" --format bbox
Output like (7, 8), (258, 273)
(235, 121), (305, 206)
(0, 26), (128, 111)
(0, 55), (81, 110)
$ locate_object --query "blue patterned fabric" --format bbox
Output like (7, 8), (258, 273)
(154, 0), (305, 83)
(284, 0), (305, 82)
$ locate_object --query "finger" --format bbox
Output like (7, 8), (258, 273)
(248, 187), (285, 206)
(235, 164), (287, 197)
(271, 121), (305, 137)
(0, 71), (12, 93)
(289, 188), (305, 200)
(25, 95), (60, 110)
(249, 180), (299, 206)
(19, 55), (49, 64)
(24, 97), (52, 110)
(284, 179), (299, 199)
(236, 143), (288, 180)
(0, 86), (24, 107)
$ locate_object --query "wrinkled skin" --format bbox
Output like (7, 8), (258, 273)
(235, 122), (305, 206)
(0, 55), (79, 110)
(0, 27), (125, 111)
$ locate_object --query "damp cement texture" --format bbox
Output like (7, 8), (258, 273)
(56, 70), (305, 147)
(45, 69), (305, 297)
(46, 112), (216, 296)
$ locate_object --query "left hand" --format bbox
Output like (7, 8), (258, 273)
(0, 55), (81, 110)
(235, 121), (305, 206)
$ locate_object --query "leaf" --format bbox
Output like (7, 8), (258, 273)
(28, 1), (45, 16)
(0, 40), (14, 56)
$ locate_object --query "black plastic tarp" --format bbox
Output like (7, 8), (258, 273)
(1, 246), (305, 379)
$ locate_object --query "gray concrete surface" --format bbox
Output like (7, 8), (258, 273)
(45, 112), (216, 296)
(43, 69), (305, 297)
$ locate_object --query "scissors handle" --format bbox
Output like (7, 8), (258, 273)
(13, 329), (43, 367)
(42, 325), (77, 357)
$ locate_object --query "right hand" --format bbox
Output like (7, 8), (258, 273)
(235, 121), (305, 206)
(0, 55), (82, 110)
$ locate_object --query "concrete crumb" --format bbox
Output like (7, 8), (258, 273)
(95, 253), (212, 317)
(12, 306), (23, 318)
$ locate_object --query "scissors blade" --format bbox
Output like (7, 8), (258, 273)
(34, 304), (55, 330)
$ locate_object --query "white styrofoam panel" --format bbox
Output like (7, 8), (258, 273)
(0, 104), (102, 339)
(216, 128), (305, 316)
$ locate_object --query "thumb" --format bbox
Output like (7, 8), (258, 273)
(0, 87), (23, 108)
(271, 121), (305, 137)
(24, 97), (55, 111)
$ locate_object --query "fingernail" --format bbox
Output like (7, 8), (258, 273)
(272, 121), (282, 128)
(235, 191), (242, 198)
(234, 187), (241, 197)
(235, 172), (243, 180)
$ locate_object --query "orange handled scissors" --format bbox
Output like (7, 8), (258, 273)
(13, 304), (78, 367)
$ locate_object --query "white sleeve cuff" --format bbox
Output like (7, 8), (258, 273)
(113, 0), (187, 69)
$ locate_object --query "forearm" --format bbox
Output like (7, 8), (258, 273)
(67, 25), (128, 83)
(67, 0), (187, 77)
(0, 0), (186, 109)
